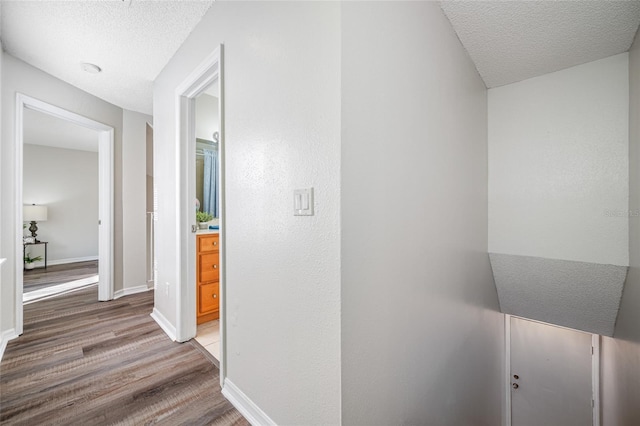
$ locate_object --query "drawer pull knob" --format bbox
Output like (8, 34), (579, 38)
(213, 294), (217, 298)
(213, 264), (217, 269)
(213, 242), (217, 246)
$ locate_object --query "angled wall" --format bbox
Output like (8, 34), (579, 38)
(488, 54), (630, 333)
(601, 29), (640, 426)
(341, 2), (503, 424)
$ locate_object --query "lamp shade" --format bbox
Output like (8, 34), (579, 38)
(24, 205), (47, 222)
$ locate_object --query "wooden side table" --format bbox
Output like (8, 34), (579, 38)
(23, 241), (48, 270)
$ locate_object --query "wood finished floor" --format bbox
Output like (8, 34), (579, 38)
(23, 261), (98, 292)
(0, 287), (248, 426)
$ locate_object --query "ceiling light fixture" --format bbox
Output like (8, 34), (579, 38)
(81, 62), (102, 74)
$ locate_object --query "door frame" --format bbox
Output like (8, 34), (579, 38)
(504, 314), (600, 426)
(14, 93), (115, 335)
(175, 45), (226, 384)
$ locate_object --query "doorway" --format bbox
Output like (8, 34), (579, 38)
(192, 85), (221, 361)
(14, 94), (115, 335)
(507, 315), (599, 426)
(175, 45), (224, 380)
(22, 108), (100, 303)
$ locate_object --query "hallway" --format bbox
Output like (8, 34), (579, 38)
(0, 287), (247, 425)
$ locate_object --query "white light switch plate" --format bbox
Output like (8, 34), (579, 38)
(294, 188), (314, 216)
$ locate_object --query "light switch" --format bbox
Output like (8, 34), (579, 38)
(294, 188), (314, 216)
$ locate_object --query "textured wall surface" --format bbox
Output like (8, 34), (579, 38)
(153, 2), (341, 424)
(490, 253), (627, 336)
(489, 53), (629, 266)
(617, 25), (640, 345)
(341, 3), (503, 425)
(441, 1), (640, 88)
(600, 28), (640, 426)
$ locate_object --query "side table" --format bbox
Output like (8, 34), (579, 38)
(23, 241), (48, 270)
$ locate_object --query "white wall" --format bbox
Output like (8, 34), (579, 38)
(195, 93), (218, 141)
(488, 54), (629, 266)
(23, 144), (98, 264)
(600, 30), (640, 426)
(341, 2), (503, 424)
(122, 109), (152, 291)
(153, 2), (341, 424)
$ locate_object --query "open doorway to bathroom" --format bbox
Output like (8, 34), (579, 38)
(193, 78), (221, 362)
(173, 45), (224, 380)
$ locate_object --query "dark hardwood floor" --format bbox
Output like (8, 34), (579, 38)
(0, 287), (248, 425)
(23, 260), (98, 293)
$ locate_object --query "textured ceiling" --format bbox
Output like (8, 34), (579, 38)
(440, 1), (640, 88)
(490, 253), (627, 336)
(1, 0), (214, 114)
(24, 108), (99, 152)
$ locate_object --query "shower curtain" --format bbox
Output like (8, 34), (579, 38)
(203, 148), (219, 218)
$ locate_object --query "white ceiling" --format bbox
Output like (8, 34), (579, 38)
(24, 108), (99, 152)
(1, 0), (214, 115)
(440, 1), (640, 88)
(2, 1), (639, 113)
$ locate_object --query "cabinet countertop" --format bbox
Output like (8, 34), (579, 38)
(196, 229), (219, 235)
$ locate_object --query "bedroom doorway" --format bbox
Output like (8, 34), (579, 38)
(14, 94), (115, 336)
(22, 108), (100, 304)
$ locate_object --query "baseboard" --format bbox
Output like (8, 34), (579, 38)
(114, 285), (151, 300)
(222, 379), (276, 426)
(0, 329), (19, 362)
(150, 308), (177, 341)
(47, 256), (99, 266)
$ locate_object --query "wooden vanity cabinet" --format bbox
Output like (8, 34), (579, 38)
(196, 233), (220, 324)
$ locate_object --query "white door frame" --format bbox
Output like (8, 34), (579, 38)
(504, 314), (600, 426)
(175, 45), (226, 384)
(14, 93), (115, 335)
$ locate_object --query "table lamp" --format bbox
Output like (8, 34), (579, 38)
(24, 204), (47, 242)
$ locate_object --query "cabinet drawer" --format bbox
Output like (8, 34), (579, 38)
(198, 282), (219, 315)
(198, 234), (219, 253)
(198, 253), (219, 283)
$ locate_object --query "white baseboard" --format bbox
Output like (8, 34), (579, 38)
(222, 379), (276, 426)
(0, 329), (19, 362)
(46, 256), (99, 267)
(150, 308), (177, 341)
(114, 285), (150, 300)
